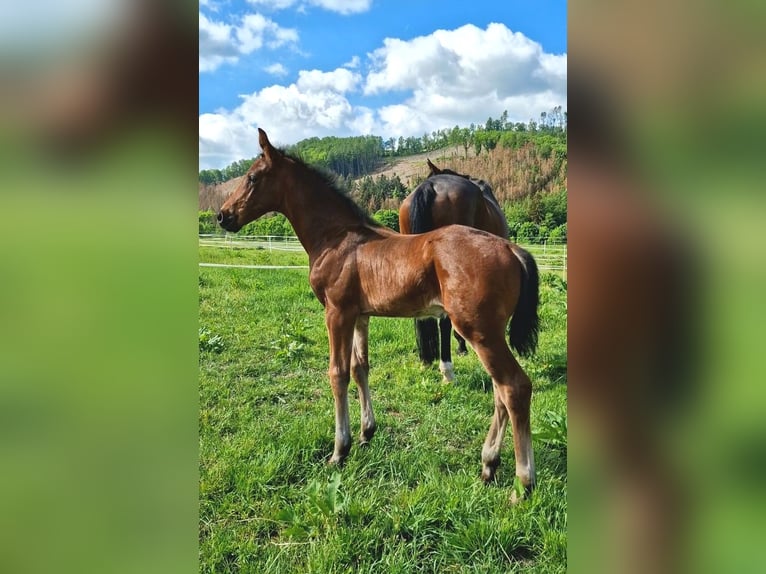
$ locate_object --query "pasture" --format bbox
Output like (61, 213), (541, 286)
(199, 242), (567, 573)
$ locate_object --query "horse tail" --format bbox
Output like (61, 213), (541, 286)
(409, 180), (436, 234)
(409, 181), (439, 363)
(508, 246), (540, 357)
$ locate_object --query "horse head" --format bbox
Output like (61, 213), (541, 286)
(218, 128), (283, 232)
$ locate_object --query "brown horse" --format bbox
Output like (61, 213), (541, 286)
(399, 159), (510, 382)
(217, 129), (540, 496)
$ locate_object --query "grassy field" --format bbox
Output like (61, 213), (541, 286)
(199, 244), (567, 573)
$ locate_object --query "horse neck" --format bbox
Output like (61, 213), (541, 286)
(277, 162), (366, 258)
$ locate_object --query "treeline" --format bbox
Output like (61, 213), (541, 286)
(198, 135), (385, 184)
(199, 210), (294, 236)
(385, 106), (566, 158)
(198, 107), (566, 183)
(287, 135), (384, 178)
(199, 158), (256, 186)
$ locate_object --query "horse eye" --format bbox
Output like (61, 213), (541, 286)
(248, 173), (256, 184)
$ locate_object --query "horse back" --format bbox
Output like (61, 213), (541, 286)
(425, 175), (483, 228)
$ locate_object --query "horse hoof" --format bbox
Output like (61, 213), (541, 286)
(481, 466), (496, 483)
(439, 361), (455, 383)
(358, 434), (374, 447)
(359, 428), (376, 445)
(328, 454), (347, 467)
(510, 481), (534, 504)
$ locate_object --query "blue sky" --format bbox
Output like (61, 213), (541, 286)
(199, 0), (567, 169)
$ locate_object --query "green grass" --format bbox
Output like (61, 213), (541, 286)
(199, 245), (310, 267)
(199, 246), (567, 573)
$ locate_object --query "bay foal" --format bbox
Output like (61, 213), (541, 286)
(217, 129), (540, 495)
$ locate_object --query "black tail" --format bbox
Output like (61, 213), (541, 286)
(409, 181), (439, 363)
(409, 181), (437, 234)
(508, 246), (540, 357)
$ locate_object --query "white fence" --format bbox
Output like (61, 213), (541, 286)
(198, 234), (305, 252)
(199, 235), (567, 277)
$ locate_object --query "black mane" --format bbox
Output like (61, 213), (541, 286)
(283, 150), (383, 229)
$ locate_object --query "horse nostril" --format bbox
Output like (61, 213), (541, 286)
(216, 211), (224, 224)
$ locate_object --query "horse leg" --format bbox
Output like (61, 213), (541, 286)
(414, 318), (439, 365)
(351, 316), (376, 444)
(453, 328), (468, 356)
(481, 381), (510, 482)
(325, 306), (356, 465)
(468, 332), (535, 498)
(438, 316), (455, 383)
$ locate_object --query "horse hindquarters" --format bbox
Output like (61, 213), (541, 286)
(440, 238), (536, 495)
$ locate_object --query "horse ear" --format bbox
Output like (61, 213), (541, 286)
(258, 128), (275, 159)
(258, 128), (271, 148)
(427, 158), (439, 174)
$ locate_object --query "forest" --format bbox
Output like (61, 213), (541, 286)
(199, 107), (567, 243)
(199, 107), (565, 184)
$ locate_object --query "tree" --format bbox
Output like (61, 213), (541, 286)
(373, 209), (400, 232)
(461, 128), (472, 158)
(500, 109), (509, 130)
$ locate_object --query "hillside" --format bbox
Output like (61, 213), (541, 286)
(200, 110), (567, 212)
(199, 176), (243, 212)
(199, 137), (566, 213)
(367, 145), (472, 187)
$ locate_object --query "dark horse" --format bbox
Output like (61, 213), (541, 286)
(399, 159), (510, 382)
(218, 129), (539, 497)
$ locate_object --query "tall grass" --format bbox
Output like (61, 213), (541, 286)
(199, 246), (567, 573)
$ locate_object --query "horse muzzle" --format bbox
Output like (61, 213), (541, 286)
(217, 210), (240, 232)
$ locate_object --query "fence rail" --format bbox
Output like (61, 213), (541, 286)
(199, 235), (567, 277)
(199, 234), (305, 252)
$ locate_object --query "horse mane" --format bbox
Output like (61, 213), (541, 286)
(283, 150), (383, 229)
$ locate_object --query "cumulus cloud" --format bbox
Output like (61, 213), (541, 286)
(199, 13), (238, 73)
(199, 22), (567, 169)
(199, 10), (298, 72)
(296, 68), (360, 93)
(199, 67), (368, 169)
(264, 62), (289, 77)
(365, 22), (567, 135)
(342, 55), (360, 69)
(246, 0), (373, 15)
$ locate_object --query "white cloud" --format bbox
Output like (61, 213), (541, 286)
(199, 13), (239, 73)
(199, 22), (567, 169)
(342, 55), (360, 69)
(246, 0), (372, 15)
(199, 11), (298, 73)
(296, 68), (360, 93)
(199, 113), (261, 168)
(264, 62), (289, 77)
(364, 23), (567, 135)
(199, 67), (369, 169)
